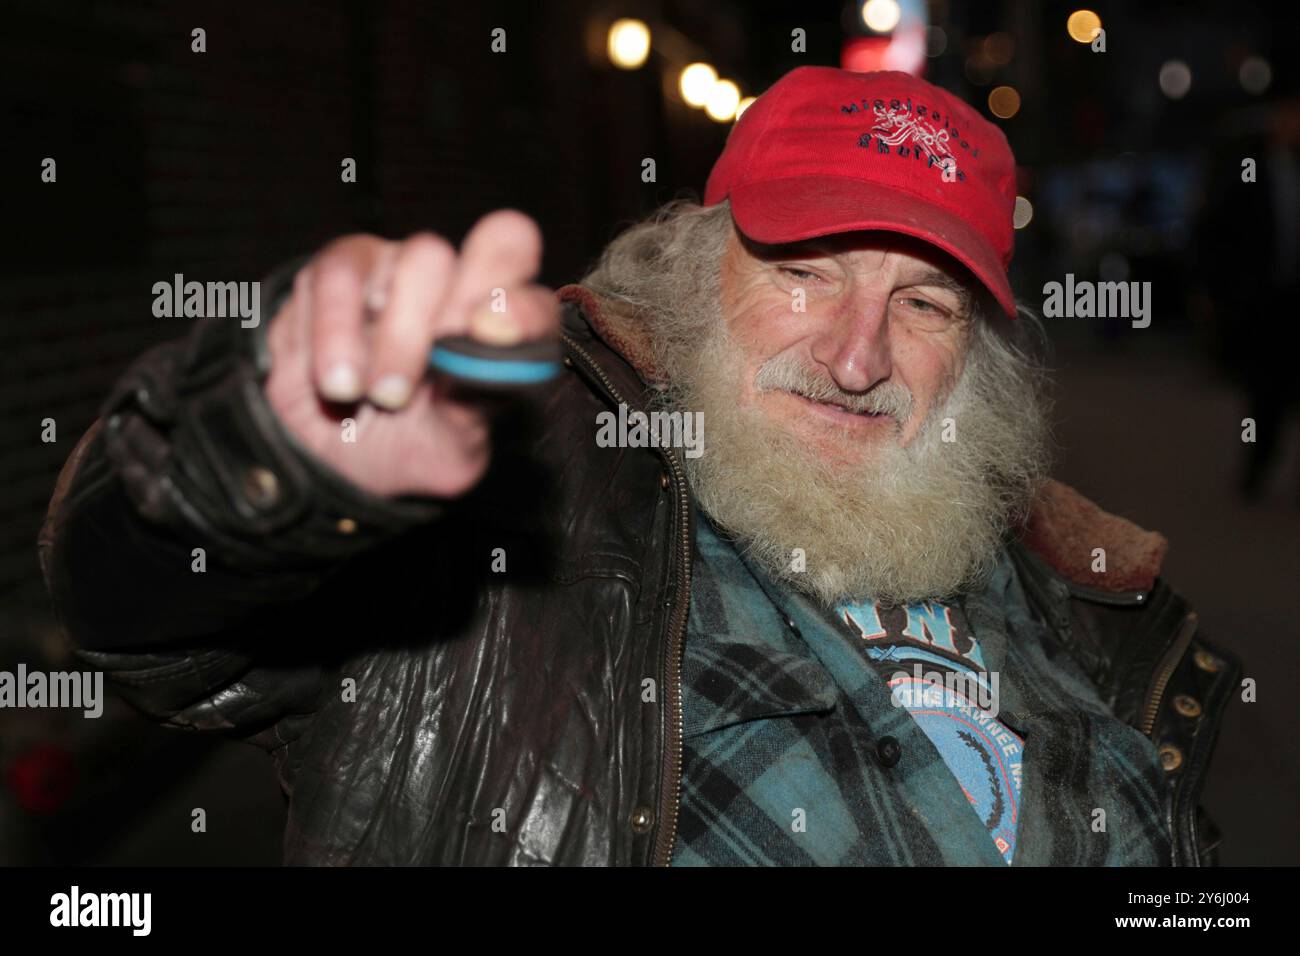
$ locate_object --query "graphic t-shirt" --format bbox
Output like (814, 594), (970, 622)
(832, 597), (1025, 863)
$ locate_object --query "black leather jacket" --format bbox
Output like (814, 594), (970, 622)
(39, 256), (1241, 866)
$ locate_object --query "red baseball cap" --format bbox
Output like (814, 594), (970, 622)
(704, 66), (1019, 318)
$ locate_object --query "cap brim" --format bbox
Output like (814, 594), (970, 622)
(726, 175), (1017, 318)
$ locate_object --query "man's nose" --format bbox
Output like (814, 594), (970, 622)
(809, 292), (893, 392)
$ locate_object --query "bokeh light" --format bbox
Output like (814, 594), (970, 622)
(1013, 196), (1033, 230)
(679, 62), (717, 107)
(862, 0), (902, 33)
(984, 32), (1015, 66)
(989, 85), (1022, 119)
(1067, 10), (1102, 44)
(926, 26), (948, 57)
(1158, 59), (1192, 99)
(606, 19), (650, 70)
(1239, 56), (1272, 95)
(705, 79), (742, 122)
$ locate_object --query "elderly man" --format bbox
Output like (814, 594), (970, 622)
(41, 67), (1237, 865)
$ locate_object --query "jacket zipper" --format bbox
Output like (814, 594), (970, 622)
(1138, 611), (1198, 738)
(559, 333), (692, 867)
(652, 443), (691, 866)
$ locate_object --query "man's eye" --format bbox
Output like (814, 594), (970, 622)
(779, 266), (818, 281)
(899, 296), (942, 314)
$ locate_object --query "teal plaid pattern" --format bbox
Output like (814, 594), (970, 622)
(670, 508), (1174, 866)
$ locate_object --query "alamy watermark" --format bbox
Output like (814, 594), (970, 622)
(152, 273), (261, 327)
(0, 665), (103, 718)
(50, 886), (151, 936)
(889, 662), (1001, 718)
(1042, 273), (1151, 328)
(595, 403), (704, 459)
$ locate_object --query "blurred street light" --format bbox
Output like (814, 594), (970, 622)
(1066, 10), (1102, 44)
(862, 0), (902, 33)
(680, 62), (717, 107)
(607, 19), (651, 70)
(706, 79), (742, 122)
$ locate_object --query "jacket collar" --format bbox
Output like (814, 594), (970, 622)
(556, 282), (1169, 597)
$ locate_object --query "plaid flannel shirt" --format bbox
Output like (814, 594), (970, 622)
(670, 507), (1173, 866)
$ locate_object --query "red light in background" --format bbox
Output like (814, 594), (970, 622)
(841, 23), (927, 75)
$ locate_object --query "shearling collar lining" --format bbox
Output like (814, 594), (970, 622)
(556, 282), (1168, 594)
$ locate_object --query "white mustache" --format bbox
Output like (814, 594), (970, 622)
(753, 353), (915, 421)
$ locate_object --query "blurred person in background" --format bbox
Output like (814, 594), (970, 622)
(1197, 93), (1300, 502)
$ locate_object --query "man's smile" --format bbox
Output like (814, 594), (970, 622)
(769, 388), (896, 430)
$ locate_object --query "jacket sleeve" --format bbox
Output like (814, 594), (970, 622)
(38, 254), (445, 738)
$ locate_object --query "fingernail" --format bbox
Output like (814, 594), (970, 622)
(470, 307), (524, 346)
(322, 363), (362, 401)
(369, 374), (412, 409)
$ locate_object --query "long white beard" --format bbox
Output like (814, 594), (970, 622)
(651, 311), (1047, 609)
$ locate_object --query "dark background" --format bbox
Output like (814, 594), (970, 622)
(1, 0), (1297, 865)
